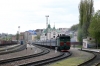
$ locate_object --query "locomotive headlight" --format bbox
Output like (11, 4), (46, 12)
(66, 42), (70, 46)
(60, 42), (64, 46)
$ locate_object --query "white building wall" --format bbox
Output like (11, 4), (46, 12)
(40, 28), (67, 40)
(40, 33), (46, 40)
(24, 31), (37, 43)
(24, 31), (28, 41)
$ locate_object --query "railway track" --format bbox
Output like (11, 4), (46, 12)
(96, 62), (100, 66)
(0, 45), (71, 66)
(0, 44), (21, 52)
(0, 45), (50, 66)
(78, 50), (100, 66)
(0, 44), (26, 55)
(19, 52), (71, 66)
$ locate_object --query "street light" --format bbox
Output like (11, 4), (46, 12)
(45, 15), (49, 46)
(18, 26), (20, 44)
(27, 31), (28, 44)
(45, 15), (49, 28)
(5, 34), (7, 51)
(5, 34), (7, 41)
(45, 15), (49, 40)
(81, 33), (83, 50)
(50, 32), (51, 48)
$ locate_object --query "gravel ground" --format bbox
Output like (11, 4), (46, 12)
(0, 44), (20, 51)
(0, 49), (61, 66)
(49, 47), (94, 66)
(0, 44), (41, 60)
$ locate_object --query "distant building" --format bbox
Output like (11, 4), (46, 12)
(0, 33), (13, 40)
(11, 32), (24, 41)
(35, 29), (44, 36)
(24, 30), (37, 43)
(40, 24), (68, 40)
(83, 37), (96, 48)
(11, 35), (16, 41)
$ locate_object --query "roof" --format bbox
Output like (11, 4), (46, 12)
(48, 24), (51, 28)
(27, 30), (37, 35)
(42, 24), (61, 34)
(43, 29), (48, 34)
(35, 29), (43, 32)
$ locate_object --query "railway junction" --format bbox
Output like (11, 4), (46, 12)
(0, 43), (100, 66)
(0, 44), (65, 66)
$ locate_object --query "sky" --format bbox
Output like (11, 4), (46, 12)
(0, 0), (100, 34)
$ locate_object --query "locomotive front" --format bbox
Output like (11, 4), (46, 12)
(57, 35), (70, 51)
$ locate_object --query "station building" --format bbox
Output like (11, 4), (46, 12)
(40, 24), (68, 40)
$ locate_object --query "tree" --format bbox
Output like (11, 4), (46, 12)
(77, 28), (83, 42)
(70, 24), (79, 31)
(79, 0), (94, 38)
(16, 32), (19, 42)
(78, 0), (94, 47)
(88, 10), (100, 48)
(35, 35), (40, 40)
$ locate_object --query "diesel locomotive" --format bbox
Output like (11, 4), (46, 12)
(34, 35), (70, 51)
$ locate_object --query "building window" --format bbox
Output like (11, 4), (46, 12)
(45, 33), (47, 36)
(57, 34), (59, 37)
(53, 36), (55, 38)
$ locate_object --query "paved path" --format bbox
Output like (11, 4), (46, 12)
(0, 44), (41, 60)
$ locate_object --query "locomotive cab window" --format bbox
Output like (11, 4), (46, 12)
(60, 37), (70, 41)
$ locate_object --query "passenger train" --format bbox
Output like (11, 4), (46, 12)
(34, 34), (70, 51)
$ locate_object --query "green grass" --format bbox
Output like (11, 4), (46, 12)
(72, 45), (82, 48)
(49, 50), (94, 66)
(50, 57), (86, 66)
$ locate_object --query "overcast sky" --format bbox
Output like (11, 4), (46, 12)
(0, 0), (100, 34)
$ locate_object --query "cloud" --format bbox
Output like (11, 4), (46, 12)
(0, 0), (99, 34)
(94, 0), (100, 12)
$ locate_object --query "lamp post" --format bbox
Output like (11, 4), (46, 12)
(18, 26), (20, 44)
(45, 15), (49, 29)
(81, 31), (83, 50)
(50, 32), (51, 48)
(45, 15), (49, 46)
(5, 34), (7, 41)
(5, 34), (7, 51)
(27, 31), (28, 44)
(45, 15), (49, 40)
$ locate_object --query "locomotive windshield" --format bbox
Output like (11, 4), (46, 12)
(60, 36), (70, 42)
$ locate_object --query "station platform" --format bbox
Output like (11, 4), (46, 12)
(82, 48), (100, 52)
